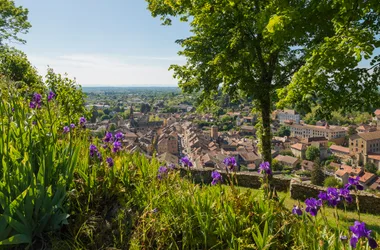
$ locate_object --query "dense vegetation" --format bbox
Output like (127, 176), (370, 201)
(0, 82), (379, 249)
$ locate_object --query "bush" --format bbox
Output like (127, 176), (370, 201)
(306, 146), (320, 161)
(323, 176), (343, 188)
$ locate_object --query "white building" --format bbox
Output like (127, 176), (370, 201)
(277, 109), (300, 124)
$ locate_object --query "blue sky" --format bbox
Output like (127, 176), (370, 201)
(14, 0), (190, 87)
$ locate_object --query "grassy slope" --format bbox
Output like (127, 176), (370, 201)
(240, 187), (380, 233)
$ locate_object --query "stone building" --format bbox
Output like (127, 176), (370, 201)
(349, 130), (380, 166)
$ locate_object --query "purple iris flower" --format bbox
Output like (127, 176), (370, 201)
(304, 198), (322, 216)
(180, 156), (193, 168)
(349, 221), (378, 249)
(223, 156), (237, 171)
(32, 121), (37, 125)
(115, 132), (123, 141)
(345, 176), (364, 191)
(157, 166), (168, 179)
(318, 191), (328, 201)
(292, 205), (302, 216)
(326, 187), (341, 207)
(12, 108), (14, 112)
(63, 126), (69, 133)
(48, 91), (55, 101)
(30, 93), (42, 109)
(89, 144), (98, 158)
(211, 171), (222, 185)
(106, 157), (114, 167)
(339, 188), (353, 203)
(258, 162), (272, 175)
(112, 141), (122, 153)
(79, 117), (87, 127)
(103, 132), (113, 143)
(168, 163), (176, 170)
(70, 123), (75, 129)
(97, 152), (102, 161)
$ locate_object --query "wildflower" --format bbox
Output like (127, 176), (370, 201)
(30, 93), (42, 109)
(152, 208), (158, 213)
(112, 141), (122, 153)
(79, 117), (87, 127)
(349, 221), (378, 249)
(97, 152), (102, 161)
(48, 91), (55, 101)
(318, 191), (328, 201)
(70, 123), (75, 129)
(180, 156), (193, 168)
(63, 126), (69, 133)
(103, 132), (113, 143)
(340, 235), (347, 241)
(339, 188), (353, 203)
(32, 121), (37, 125)
(326, 187), (341, 207)
(115, 132), (123, 141)
(211, 171), (222, 185)
(223, 156), (237, 171)
(102, 144), (109, 149)
(292, 205), (302, 216)
(12, 108), (14, 112)
(345, 176), (364, 191)
(89, 144), (98, 158)
(157, 166), (168, 179)
(106, 157), (114, 167)
(304, 198), (322, 216)
(258, 161), (272, 175)
(168, 163), (176, 170)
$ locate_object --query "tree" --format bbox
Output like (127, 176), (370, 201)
(306, 146), (320, 161)
(0, 0), (31, 45)
(0, 47), (42, 86)
(146, 0), (380, 164)
(365, 162), (378, 174)
(276, 125), (290, 137)
(311, 159), (324, 186)
(324, 176), (342, 188)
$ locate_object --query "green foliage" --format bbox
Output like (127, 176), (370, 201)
(276, 125), (290, 137)
(279, 149), (294, 157)
(140, 103), (151, 113)
(45, 68), (89, 124)
(0, 0), (31, 44)
(271, 159), (282, 171)
(365, 162), (378, 174)
(0, 46), (42, 87)
(311, 159), (325, 186)
(323, 177), (343, 188)
(306, 146), (320, 161)
(146, 0), (380, 164)
(0, 84), (83, 246)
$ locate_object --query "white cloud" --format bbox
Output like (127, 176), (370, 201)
(27, 53), (186, 87)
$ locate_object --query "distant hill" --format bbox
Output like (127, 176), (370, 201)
(82, 86), (181, 93)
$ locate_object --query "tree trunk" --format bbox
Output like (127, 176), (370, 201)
(260, 93), (272, 165)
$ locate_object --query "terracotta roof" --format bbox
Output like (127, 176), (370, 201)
(374, 109), (380, 116)
(330, 145), (350, 154)
(240, 152), (261, 162)
(291, 143), (306, 151)
(290, 124), (345, 132)
(368, 154), (380, 161)
(335, 165), (362, 177)
(274, 155), (299, 165)
(357, 130), (380, 141)
(241, 125), (255, 131)
(369, 178), (380, 190)
(301, 160), (314, 171)
(329, 162), (341, 169)
(359, 172), (376, 184)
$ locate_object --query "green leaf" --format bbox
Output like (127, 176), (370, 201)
(0, 234), (31, 245)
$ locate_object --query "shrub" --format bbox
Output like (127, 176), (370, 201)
(323, 176), (343, 188)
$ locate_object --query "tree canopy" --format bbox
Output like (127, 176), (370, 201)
(146, 0), (380, 163)
(0, 46), (41, 86)
(0, 0), (31, 45)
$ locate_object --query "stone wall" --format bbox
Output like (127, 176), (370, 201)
(179, 167), (291, 192)
(178, 167), (380, 214)
(290, 182), (380, 215)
